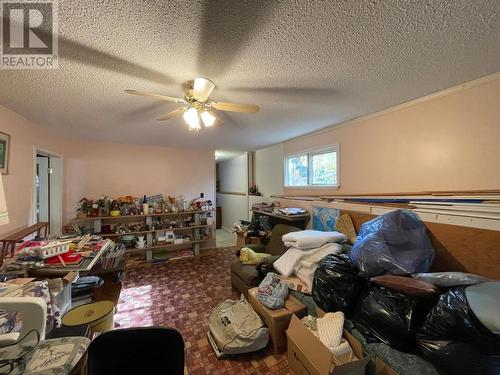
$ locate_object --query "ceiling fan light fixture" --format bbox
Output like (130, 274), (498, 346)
(183, 107), (201, 131)
(126, 77), (258, 131)
(201, 110), (216, 127)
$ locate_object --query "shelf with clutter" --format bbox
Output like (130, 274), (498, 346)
(68, 193), (215, 262)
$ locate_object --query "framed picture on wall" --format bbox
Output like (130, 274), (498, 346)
(0, 132), (10, 174)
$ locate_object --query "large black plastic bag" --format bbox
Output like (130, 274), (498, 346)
(312, 254), (364, 316)
(352, 283), (433, 352)
(350, 210), (435, 277)
(416, 288), (500, 375)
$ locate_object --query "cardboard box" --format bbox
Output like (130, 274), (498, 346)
(63, 271), (78, 286)
(317, 307), (399, 375)
(286, 315), (370, 375)
(248, 287), (306, 353)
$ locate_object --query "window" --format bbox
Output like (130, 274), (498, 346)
(284, 147), (339, 187)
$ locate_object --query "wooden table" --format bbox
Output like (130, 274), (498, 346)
(29, 239), (112, 276)
(29, 239), (126, 306)
(0, 222), (50, 264)
(251, 210), (310, 229)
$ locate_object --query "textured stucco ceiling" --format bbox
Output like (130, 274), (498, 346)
(1, 0), (499, 150)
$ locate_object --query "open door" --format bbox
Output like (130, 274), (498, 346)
(35, 151), (62, 236)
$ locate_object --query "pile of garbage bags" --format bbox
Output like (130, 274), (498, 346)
(312, 209), (499, 374)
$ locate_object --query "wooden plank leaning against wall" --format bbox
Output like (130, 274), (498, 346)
(274, 197), (500, 280)
(345, 209), (500, 280)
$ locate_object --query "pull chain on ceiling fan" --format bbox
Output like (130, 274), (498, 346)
(125, 77), (260, 131)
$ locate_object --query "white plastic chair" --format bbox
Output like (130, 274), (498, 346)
(0, 297), (47, 347)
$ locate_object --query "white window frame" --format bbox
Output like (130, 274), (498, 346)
(283, 144), (340, 189)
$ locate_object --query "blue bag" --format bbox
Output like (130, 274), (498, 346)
(350, 210), (435, 278)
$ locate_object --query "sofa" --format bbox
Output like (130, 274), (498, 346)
(230, 224), (300, 297)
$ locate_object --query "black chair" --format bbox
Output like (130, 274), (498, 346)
(87, 327), (185, 375)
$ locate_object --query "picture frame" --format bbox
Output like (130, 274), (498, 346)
(0, 132), (9, 174)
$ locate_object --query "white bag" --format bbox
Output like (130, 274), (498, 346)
(208, 295), (269, 357)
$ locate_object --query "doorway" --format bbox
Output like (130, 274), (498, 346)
(34, 150), (63, 236)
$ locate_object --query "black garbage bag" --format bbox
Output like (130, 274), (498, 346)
(350, 210), (435, 277)
(416, 288), (500, 375)
(352, 283), (434, 352)
(312, 254), (364, 316)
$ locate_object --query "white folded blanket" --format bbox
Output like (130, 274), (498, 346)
(317, 312), (357, 366)
(317, 312), (344, 348)
(283, 230), (346, 250)
(295, 243), (342, 290)
(274, 243), (342, 278)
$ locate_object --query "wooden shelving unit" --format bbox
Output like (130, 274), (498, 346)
(96, 224), (215, 238)
(127, 239), (206, 253)
(72, 210), (213, 222)
(70, 210), (215, 262)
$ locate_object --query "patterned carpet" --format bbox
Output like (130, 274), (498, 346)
(115, 248), (290, 374)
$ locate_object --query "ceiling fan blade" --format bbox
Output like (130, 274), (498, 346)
(210, 101), (260, 113)
(124, 90), (186, 103)
(192, 77), (216, 102)
(156, 107), (187, 121)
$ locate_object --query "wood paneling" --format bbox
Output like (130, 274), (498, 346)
(344, 210), (500, 279)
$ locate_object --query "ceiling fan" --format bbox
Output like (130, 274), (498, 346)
(125, 77), (260, 131)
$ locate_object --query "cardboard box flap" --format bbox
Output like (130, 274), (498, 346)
(287, 315), (333, 375)
(343, 330), (363, 360)
(332, 355), (370, 375)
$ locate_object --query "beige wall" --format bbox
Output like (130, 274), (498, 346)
(283, 75), (500, 196)
(255, 143), (284, 197)
(217, 153), (247, 193)
(0, 106), (67, 237)
(0, 105), (215, 237)
(63, 142), (215, 222)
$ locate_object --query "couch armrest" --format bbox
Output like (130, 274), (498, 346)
(234, 243), (267, 257)
(256, 255), (281, 277)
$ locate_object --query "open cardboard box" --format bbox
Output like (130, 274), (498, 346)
(286, 314), (370, 375)
(316, 308), (399, 375)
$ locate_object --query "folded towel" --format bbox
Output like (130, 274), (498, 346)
(274, 243), (342, 277)
(317, 312), (344, 349)
(331, 339), (358, 366)
(302, 313), (357, 367)
(294, 243), (343, 290)
(317, 312), (357, 366)
(239, 247), (271, 265)
(273, 248), (303, 277)
(283, 230), (346, 250)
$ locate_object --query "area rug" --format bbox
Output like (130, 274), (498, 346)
(115, 248), (290, 374)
